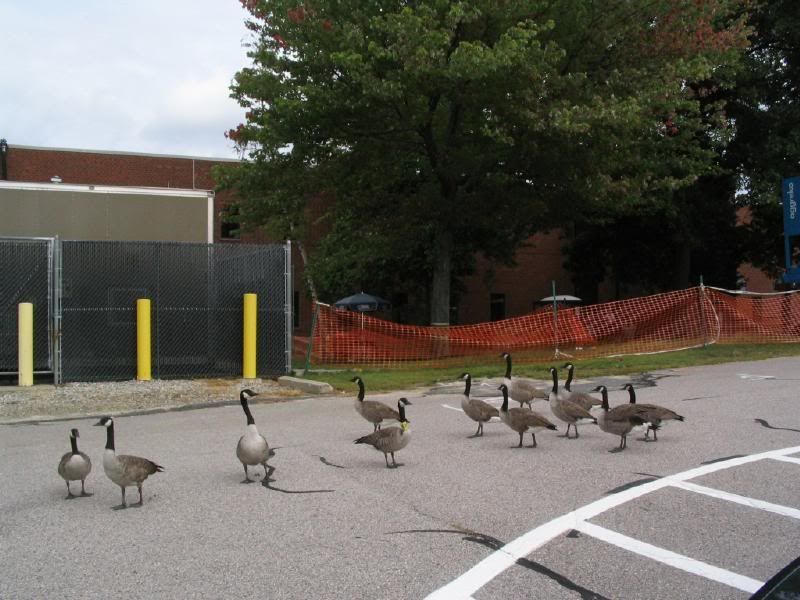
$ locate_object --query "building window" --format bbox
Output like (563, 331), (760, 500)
(490, 293), (506, 321)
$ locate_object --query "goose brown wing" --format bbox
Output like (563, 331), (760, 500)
(118, 455), (165, 481)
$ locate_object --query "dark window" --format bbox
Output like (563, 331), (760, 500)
(220, 204), (240, 239)
(490, 293), (506, 321)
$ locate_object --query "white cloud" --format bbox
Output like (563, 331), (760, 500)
(1, 0), (253, 158)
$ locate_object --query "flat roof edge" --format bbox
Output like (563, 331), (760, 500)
(0, 180), (213, 197)
(4, 143), (243, 163)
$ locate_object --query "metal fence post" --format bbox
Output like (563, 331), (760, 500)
(285, 240), (293, 375)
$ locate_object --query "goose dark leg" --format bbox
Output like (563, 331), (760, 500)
(609, 434), (626, 453)
(373, 423), (379, 432)
(529, 432), (537, 448)
(80, 479), (92, 497)
(651, 427), (658, 441)
(130, 483), (144, 507)
(469, 422), (481, 438)
(384, 453), (391, 468)
(65, 481), (75, 499)
(112, 486), (128, 510)
(574, 425), (580, 439)
(561, 424), (572, 438)
(514, 431), (524, 448)
(262, 464), (275, 486)
(241, 464), (254, 483)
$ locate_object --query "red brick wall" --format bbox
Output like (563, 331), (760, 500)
(457, 230), (574, 323)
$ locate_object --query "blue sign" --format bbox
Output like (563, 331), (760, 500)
(784, 177), (800, 282)
(784, 177), (800, 236)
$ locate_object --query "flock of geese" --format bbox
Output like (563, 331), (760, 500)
(57, 353), (684, 509)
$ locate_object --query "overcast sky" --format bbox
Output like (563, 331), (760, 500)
(2, 1), (253, 159)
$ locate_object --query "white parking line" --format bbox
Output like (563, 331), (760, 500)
(424, 445), (800, 600)
(574, 521), (764, 594)
(670, 480), (800, 520)
(770, 455), (800, 465)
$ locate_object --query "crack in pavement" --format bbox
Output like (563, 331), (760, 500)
(754, 418), (800, 434)
(388, 527), (610, 600)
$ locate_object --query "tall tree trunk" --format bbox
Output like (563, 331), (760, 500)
(430, 228), (453, 325)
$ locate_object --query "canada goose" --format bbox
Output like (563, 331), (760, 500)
(593, 385), (650, 452)
(94, 416), (163, 509)
(623, 383), (685, 441)
(354, 398), (411, 468)
(547, 367), (597, 438)
(561, 362), (602, 412)
(500, 352), (548, 408)
(57, 428), (92, 499)
(352, 376), (412, 431)
(498, 384), (557, 448)
(459, 372), (499, 437)
(236, 388), (274, 484)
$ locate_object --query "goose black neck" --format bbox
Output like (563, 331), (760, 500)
(463, 376), (471, 397)
(500, 387), (509, 412)
(550, 369), (558, 394)
(504, 355), (512, 379)
(240, 397), (255, 425)
(356, 379), (365, 402)
(70, 436), (79, 455)
(105, 423), (115, 451)
(626, 386), (636, 404)
(599, 388), (609, 411)
(564, 366), (574, 391)
(399, 402), (407, 423)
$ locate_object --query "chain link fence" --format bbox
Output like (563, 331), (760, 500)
(0, 237), (53, 374)
(1, 238), (291, 382)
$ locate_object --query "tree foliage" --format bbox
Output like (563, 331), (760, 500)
(222, 0), (751, 321)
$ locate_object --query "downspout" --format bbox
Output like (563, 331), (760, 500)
(0, 138), (8, 180)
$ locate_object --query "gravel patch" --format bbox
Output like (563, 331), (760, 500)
(0, 378), (306, 424)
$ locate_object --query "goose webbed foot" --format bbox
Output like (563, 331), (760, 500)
(608, 447), (625, 453)
(261, 465), (276, 485)
(64, 492), (76, 500)
(241, 478), (255, 484)
(130, 501), (143, 508)
(79, 491), (93, 497)
(529, 433), (538, 448)
(80, 481), (92, 497)
(112, 503), (128, 511)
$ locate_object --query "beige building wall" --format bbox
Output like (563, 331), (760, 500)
(0, 182), (213, 242)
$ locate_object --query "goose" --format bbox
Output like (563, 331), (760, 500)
(352, 376), (412, 431)
(236, 388), (274, 484)
(593, 385), (651, 452)
(547, 367), (597, 438)
(498, 384), (557, 448)
(94, 416), (163, 509)
(57, 428), (92, 499)
(561, 362), (602, 412)
(459, 372), (499, 437)
(500, 352), (548, 408)
(623, 383), (685, 441)
(354, 398), (411, 468)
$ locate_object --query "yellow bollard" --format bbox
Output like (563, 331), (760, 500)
(243, 293), (257, 379)
(137, 299), (152, 381)
(18, 303), (33, 387)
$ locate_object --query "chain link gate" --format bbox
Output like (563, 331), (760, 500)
(0, 238), (291, 383)
(0, 237), (55, 376)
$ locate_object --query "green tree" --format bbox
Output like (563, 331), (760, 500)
(222, 0), (750, 323)
(726, 0), (800, 278)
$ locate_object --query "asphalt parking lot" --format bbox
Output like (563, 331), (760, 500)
(2, 357), (799, 599)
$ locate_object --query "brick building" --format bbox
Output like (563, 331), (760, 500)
(7, 141), (770, 335)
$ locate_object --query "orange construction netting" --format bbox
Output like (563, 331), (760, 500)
(302, 286), (800, 368)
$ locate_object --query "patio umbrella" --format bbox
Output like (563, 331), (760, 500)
(333, 292), (391, 312)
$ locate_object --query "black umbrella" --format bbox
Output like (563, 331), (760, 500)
(333, 292), (391, 312)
